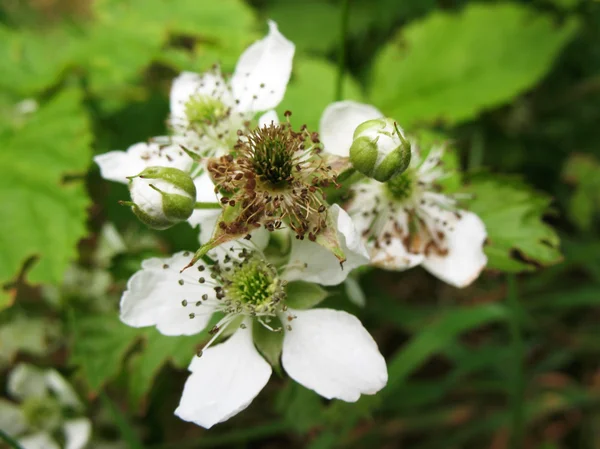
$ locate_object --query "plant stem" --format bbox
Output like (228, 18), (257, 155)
(0, 429), (24, 449)
(195, 202), (222, 209)
(101, 392), (144, 449)
(468, 128), (484, 171)
(507, 274), (525, 449)
(335, 0), (351, 101)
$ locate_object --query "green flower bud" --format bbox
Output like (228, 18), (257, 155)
(349, 117), (411, 182)
(123, 166), (196, 230)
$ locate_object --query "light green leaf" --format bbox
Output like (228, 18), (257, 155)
(464, 174), (562, 272)
(0, 89), (92, 310)
(266, 1), (339, 53)
(278, 57), (364, 130)
(285, 281), (328, 310)
(385, 303), (508, 396)
(85, 0), (256, 97)
(370, 3), (579, 126)
(0, 26), (77, 96)
(70, 313), (141, 393)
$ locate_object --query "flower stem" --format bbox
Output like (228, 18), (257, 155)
(335, 0), (351, 101)
(0, 429), (24, 449)
(507, 274), (525, 449)
(195, 202), (222, 209)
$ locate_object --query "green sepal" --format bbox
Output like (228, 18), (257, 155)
(129, 204), (177, 230)
(253, 317), (284, 373)
(182, 198), (254, 271)
(161, 192), (195, 221)
(137, 166), (196, 197)
(349, 136), (378, 177)
(285, 281), (328, 310)
(372, 140), (412, 182)
(315, 209), (346, 264)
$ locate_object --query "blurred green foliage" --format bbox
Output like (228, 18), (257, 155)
(2, 0), (600, 448)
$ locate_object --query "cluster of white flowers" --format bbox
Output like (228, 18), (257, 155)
(0, 364), (91, 449)
(95, 21), (488, 429)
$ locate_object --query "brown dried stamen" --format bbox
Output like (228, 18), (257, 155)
(207, 121), (338, 240)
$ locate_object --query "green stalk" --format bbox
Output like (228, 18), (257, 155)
(0, 429), (24, 449)
(195, 202), (222, 209)
(335, 0), (351, 101)
(507, 274), (525, 449)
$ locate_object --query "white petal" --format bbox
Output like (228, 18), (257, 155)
(8, 364), (47, 400)
(63, 419), (92, 449)
(169, 71), (231, 130)
(18, 433), (60, 449)
(175, 325), (271, 429)
(44, 370), (82, 409)
(258, 110), (279, 127)
(231, 21), (294, 112)
(120, 252), (215, 336)
(284, 205), (369, 286)
(94, 141), (193, 184)
(422, 211), (487, 288)
(94, 151), (144, 184)
(370, 237), (425, 270)
(0, 399), (27, 437)
(319, 101), (383, 157)
(281, 308), (387, 402)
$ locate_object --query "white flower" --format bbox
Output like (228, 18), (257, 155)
(0, 364), (91, 449)
(119, 231), (383, 429)
(320, 101), (487, 288)
(169, 20), (294, 156)
(95, 21), (294, 233)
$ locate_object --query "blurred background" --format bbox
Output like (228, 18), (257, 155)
(1, 0), (600, 448)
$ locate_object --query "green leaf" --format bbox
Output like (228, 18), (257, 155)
(464, 173), (562, 272)
(370, 3), (579, 126)
(0, 88), (92, 309)
(84, 0), (255, 97)
(285, 281), (328, 310)
(127, 329), (204, 409)
(278, 57), (364, 130)
(0, 26), (77, 96)
(69, 313), (141, 393)
(253, 317), (284, 370)
(562, 153), (600, 230)
(385, 303), (509, 396)
(275, 382), (323, 434)
(266, 1), (339, 53)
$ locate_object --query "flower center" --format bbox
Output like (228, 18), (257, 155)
(224, 257), (278, 307)
(251, 133), (294, 187)
(22, 396), (62, 432)
(211, 251), (287, 316)
(386, 169), (415, 201)
(207, 118), (336, 240)
(185, 94), (228, 129)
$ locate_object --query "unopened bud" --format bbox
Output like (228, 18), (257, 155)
(349, 118), (411, 182)
(123, 166), (196, 230)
